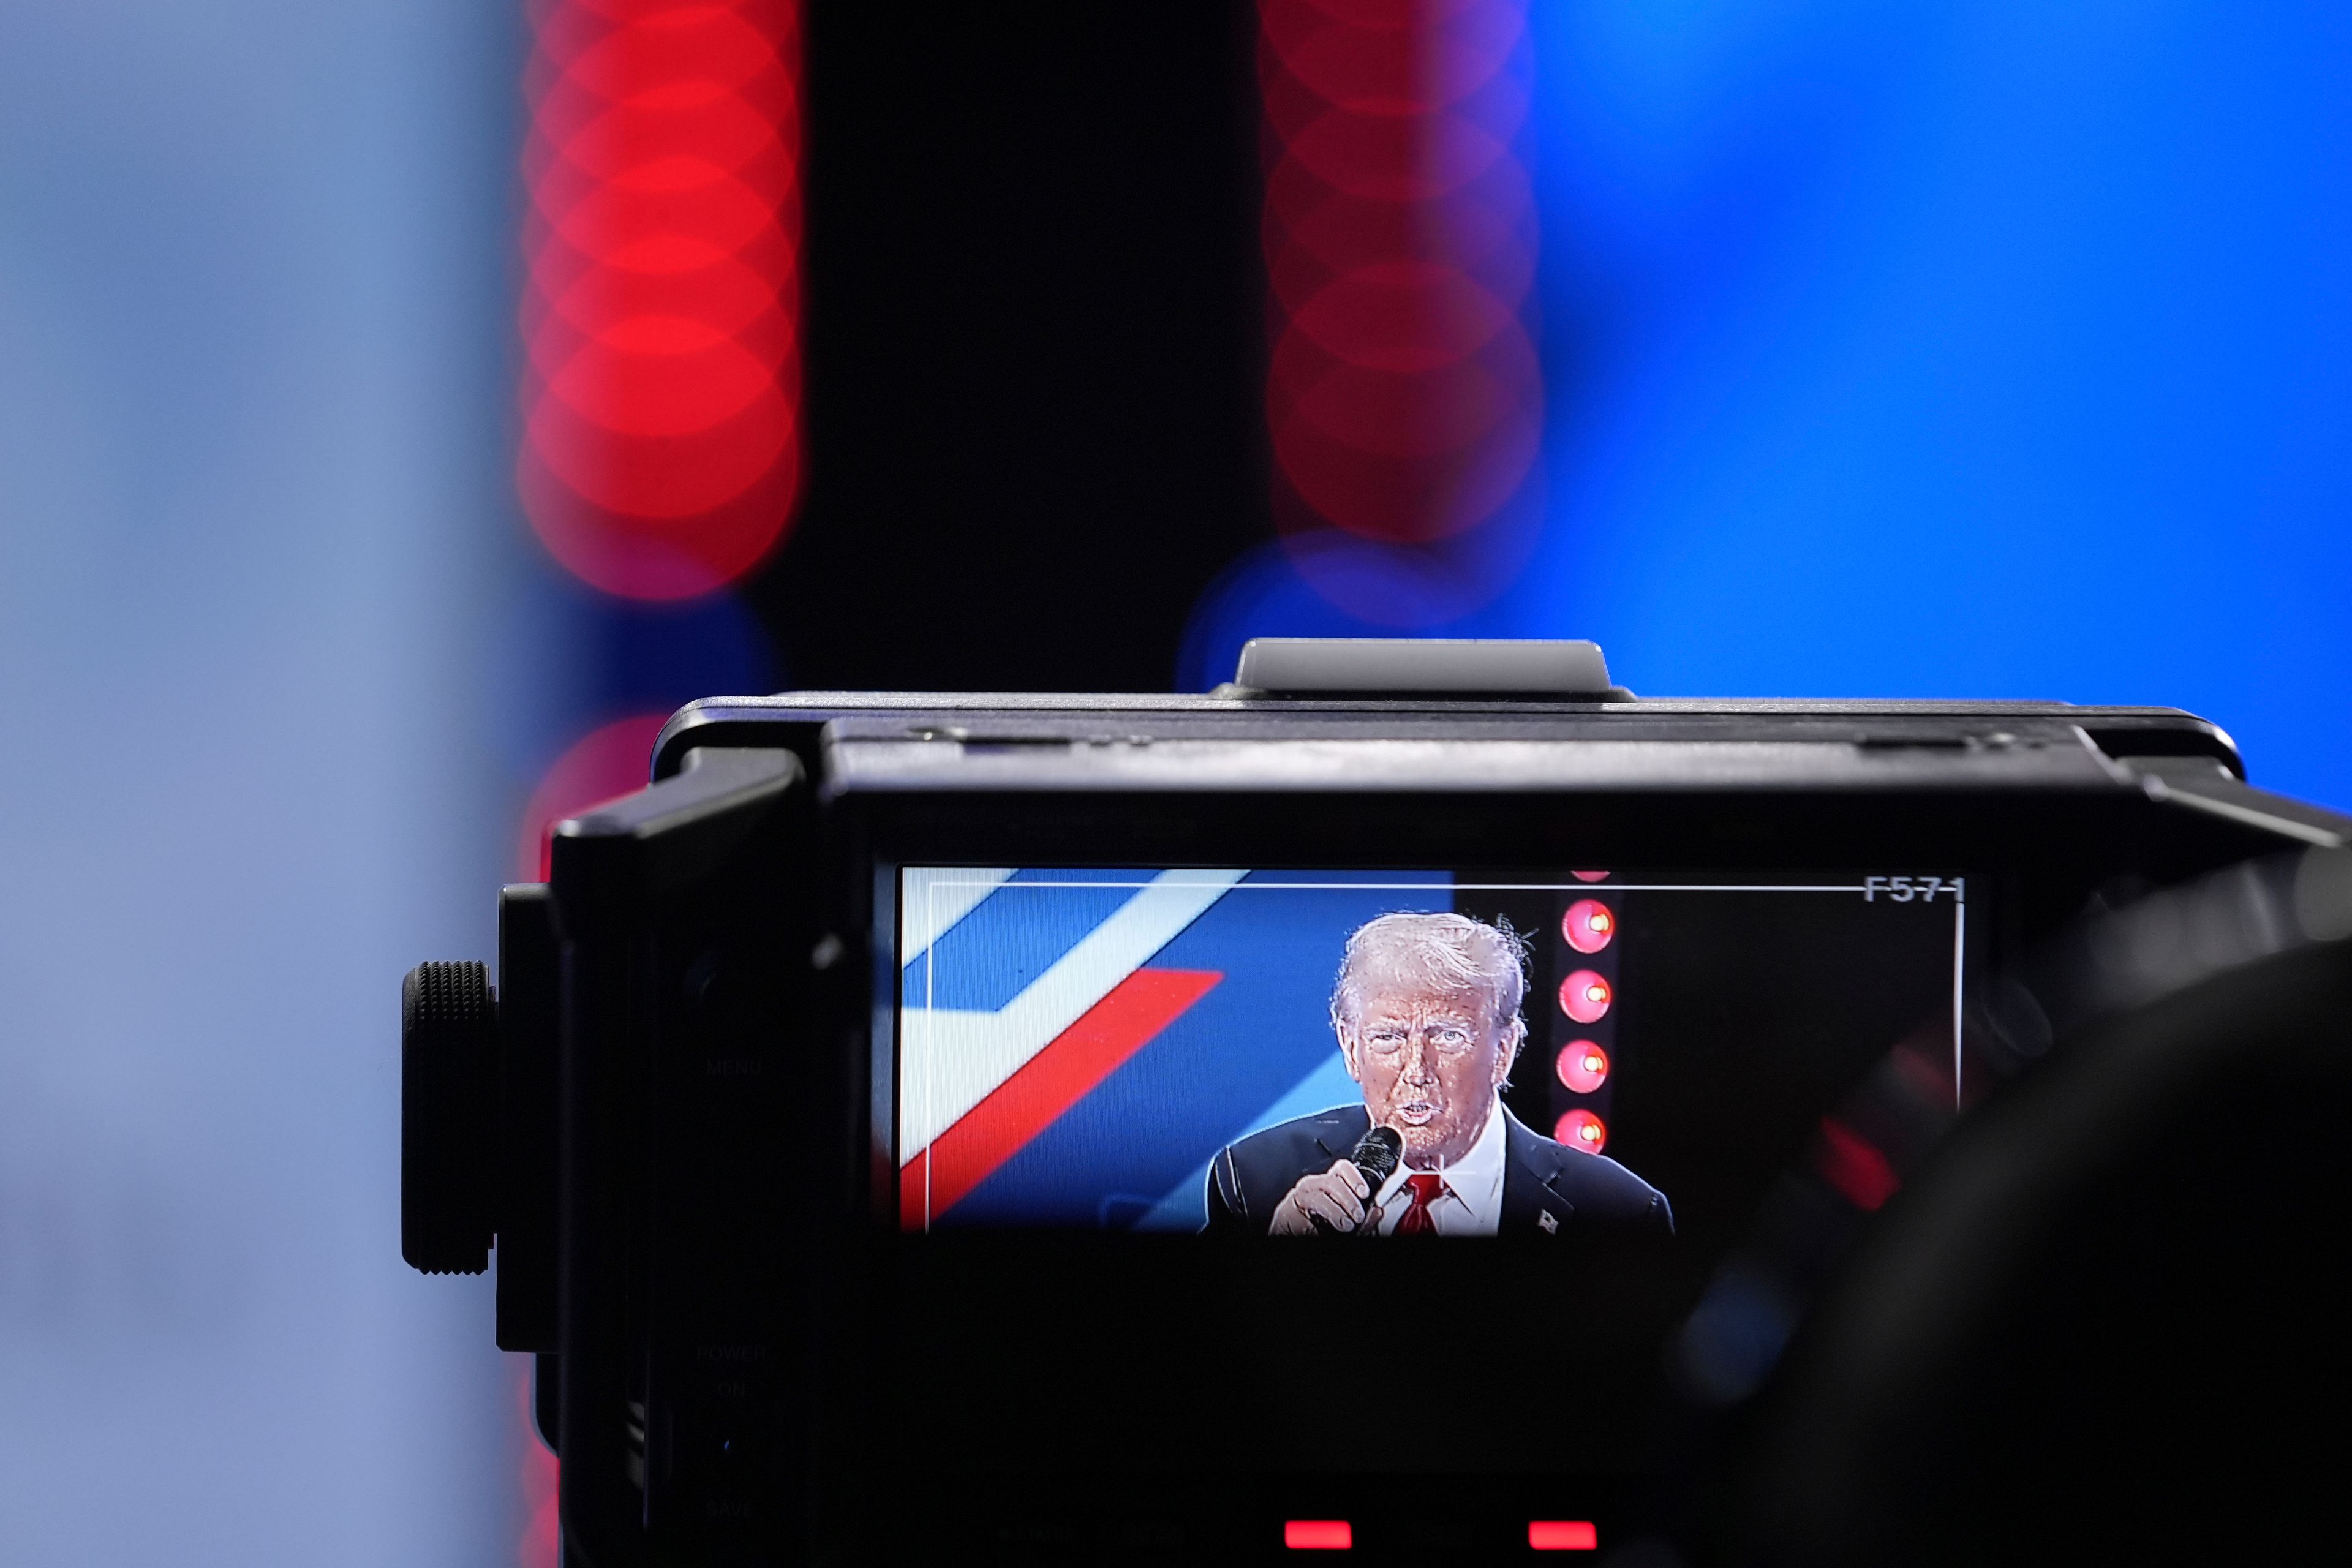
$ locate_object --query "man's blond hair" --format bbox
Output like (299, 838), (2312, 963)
(1329, 911), (1531, 1058)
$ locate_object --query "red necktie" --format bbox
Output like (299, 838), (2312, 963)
(1393, 1172), (1446, 1235)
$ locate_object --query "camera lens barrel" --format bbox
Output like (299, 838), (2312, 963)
(401, 960), (497, 1275)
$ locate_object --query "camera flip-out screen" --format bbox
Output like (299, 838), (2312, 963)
(894, 867), (1972, 1239)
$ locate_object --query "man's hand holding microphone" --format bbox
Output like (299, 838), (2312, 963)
(1267, 1125), (1404, 1235)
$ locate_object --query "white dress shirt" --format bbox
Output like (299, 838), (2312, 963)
(1371, 1095), (1508, 1237)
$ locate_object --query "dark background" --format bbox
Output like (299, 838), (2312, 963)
(760, 4), (1267, 693)
(1607, 887), (1956, 1259)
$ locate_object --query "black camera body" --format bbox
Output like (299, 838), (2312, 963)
(401, 640), (2346, 1566)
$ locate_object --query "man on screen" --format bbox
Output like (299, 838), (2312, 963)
(1204, 912), (1672, 1238)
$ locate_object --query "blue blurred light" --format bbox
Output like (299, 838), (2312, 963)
(1512, 2), (2352, 798)
(1192, 4), (2352, 805)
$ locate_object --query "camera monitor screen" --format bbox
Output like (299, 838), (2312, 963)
(895, 868), (1969, 1239)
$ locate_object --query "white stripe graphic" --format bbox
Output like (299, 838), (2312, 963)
(902, 869), (1247, 1163)
(900, 867), (1014, 969)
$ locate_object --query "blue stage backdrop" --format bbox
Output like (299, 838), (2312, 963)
(1186, 4), (2352, 810)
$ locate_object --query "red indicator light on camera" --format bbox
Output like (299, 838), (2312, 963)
(1285, 1519), (1352, 1550)
(1562, 899), (1615, 954)
(1557, 1041), (1610, 1093)
(1556, 1110), (1607, 1153)
(1529, 1520), (1599, 1550)
(1559, 970), (1611, 1023)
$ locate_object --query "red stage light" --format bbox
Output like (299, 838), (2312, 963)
(546, 318), (776, 437)
(1270, 325), (1541, 459)
(1529, 1520), (1599, 1551)
(1284, 107), (1510, 203)
(524, 385), (796, 516)
(542, 253), (785, 345)
(1556, 1041), (1610, 1095)
(559, 10), (778, 102)
(557, 90), (781, 183)
(1815, 1116), (1901, 1212)
(1289, 262), (1515, 370)
(1571, 870), (1610, 883)
(1262, 155), (1535, 313)
(1269, 400), (1541, 543)
(521, 0), (802, 600)
(516, 1362), (560, 1568)
(1258, 0), (1541, 601)
(1561, 898), (1615, 954)
(1259, 0), (1523, 111)
(516, 444), (799, 601)
(1285, 1519), (1353, 1550)
(1558, 970), (1611, 1024)
(1555, 1110), (1607, 1154)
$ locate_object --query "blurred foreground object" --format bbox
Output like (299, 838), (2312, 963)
(1730, 850), (2352, 1566)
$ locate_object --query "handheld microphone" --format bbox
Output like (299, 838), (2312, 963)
(1311, 1125), (1404, 1234)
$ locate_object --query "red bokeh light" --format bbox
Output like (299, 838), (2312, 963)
(1529, 1519), (1599, 1551)
(521, 0), (803, 600)
(1259, 0), (1540, 573)
(1262, 154), (1535, 312)
(1562, 898), (1615, 954)
(1259, 0), (1523, 110)
(1284, 1519), (1354, 1550)
(516, 713), (671, 881)
(1555, 1109), (1608, 1154)
(1556, 1041), (1610, 1095)
(1559, 969), (1612, 1024)
(1815, 1116), (1901, 1212)
(517, 1361), (559, 1568)
(1271, 332), (1540, 462)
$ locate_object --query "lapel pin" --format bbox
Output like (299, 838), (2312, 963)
(1539, 1210), (1559, 1234)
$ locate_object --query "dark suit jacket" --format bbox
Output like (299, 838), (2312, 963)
(1203, 1102), (1673, 1237)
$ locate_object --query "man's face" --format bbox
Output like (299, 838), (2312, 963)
(1340, 978), (1512, 1169)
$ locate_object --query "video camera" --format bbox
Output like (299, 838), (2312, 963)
(399, 638), (2346, 1564)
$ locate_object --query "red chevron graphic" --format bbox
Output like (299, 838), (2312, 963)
(902, 967), (1221, 1229)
